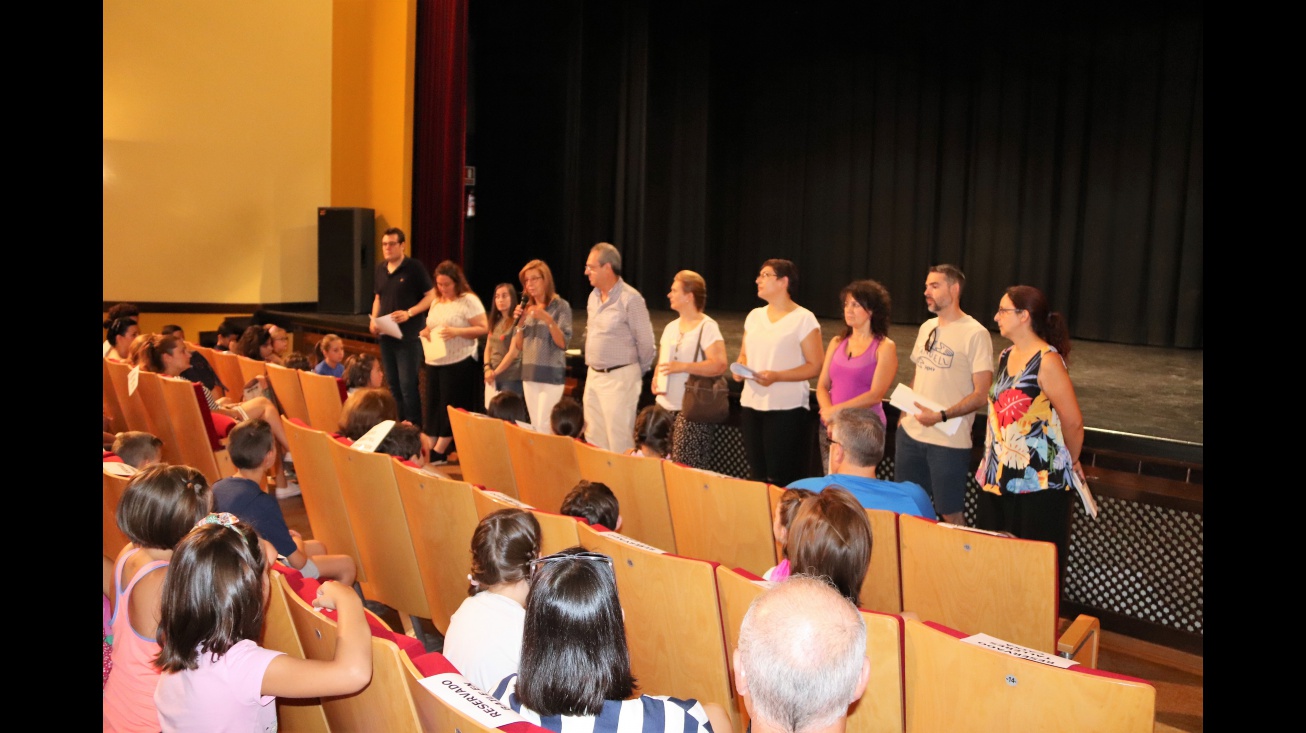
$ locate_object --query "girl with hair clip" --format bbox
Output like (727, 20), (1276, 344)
(104, 304), (140, 357)
(104, 465), (213, 733)
(104, 316), (140, 362)
(494, 547), (730, 732)
(483, 282), (526, 407)
(975, 285), (1086, 583)
(786, 487), (873, 604)
(628, 404), (674, 459)
(153, 513), (372, 732)
(442, 509), (542, 692)
(494, 260), (574, 433)
(762, 487), (815, 582)
(342, 352), (385, 395)
(312, 334), (346, 378)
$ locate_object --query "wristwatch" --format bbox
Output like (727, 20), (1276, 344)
(940, 410), (949, 423)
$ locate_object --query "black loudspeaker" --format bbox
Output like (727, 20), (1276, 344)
(317, 207), (376, 314)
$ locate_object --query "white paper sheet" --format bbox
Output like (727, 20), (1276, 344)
(729, 362), (757, 380)
(961, 633), (1079, 668)
(889, 383), (962, 436)
(351, 419), (396, 452)
(653, 342), (671, 395)
(371, 314), (403, 339)
(421, 332), (448, 362)
(127, 366), (140, 396)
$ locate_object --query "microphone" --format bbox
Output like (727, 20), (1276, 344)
(512, 292), (532, 329)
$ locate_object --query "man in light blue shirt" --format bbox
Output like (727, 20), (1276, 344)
(582, 242), (656, 453)
(788, 407), (937, 519)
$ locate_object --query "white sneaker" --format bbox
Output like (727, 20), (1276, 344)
(283, 451), (293, 464)
(275, 482), (302, 499)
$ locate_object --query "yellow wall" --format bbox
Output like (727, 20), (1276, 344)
(104, 0), (332, 304)
(332, 0), (417, 247)
(103, 0), (416, 305)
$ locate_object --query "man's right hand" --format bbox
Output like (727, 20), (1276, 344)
(368, 321), (380, 336)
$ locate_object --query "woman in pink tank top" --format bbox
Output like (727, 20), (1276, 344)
(104, 465), (212, 733)
(815, 279), (899, 473)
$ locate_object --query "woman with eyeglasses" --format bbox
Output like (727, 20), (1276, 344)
(494, 260), (574, 433)
(975, 285), (1086, 582)
(732, 259), (824, 486)
(493, 547), (731, 732)
(653, 270), (728, 469)
(814, 279), (898, 473)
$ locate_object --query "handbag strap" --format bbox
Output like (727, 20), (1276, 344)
(691, 323), (705, 363)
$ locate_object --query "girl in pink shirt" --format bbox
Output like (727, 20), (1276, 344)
(153, 514), (372, 733)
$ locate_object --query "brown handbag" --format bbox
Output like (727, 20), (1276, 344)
(679, 328), (730, 424)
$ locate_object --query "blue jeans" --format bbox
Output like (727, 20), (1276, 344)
(380, 335), (424, 427)
(893, 426), (970, 517)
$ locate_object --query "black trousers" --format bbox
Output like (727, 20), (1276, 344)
(424, 356), (483, 439)
(740, 406), (812, 487)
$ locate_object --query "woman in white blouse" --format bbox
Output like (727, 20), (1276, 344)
(653, 270), (728, 470)
(733, 259), (824, 486)
(420, 260), (488, 463)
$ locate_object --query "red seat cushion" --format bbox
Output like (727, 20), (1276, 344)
(272, 564), (425, 661)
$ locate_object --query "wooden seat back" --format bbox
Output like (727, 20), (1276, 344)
(133, 371), (186, 466)
(105, 360), (151, 434)
(713, 565), (906, 733)
(392, 463), (481, 635)
(502, 422), (581, 511)
(300, 371), (348, 433)
(264, 573), (331, 733)
(471, 489), (583, 557)
(447, 407), (518, 497)
(157, 375), (234, 484)
(266, 363), (312, 423)
(572, 440), (677, 552)
(862, 508), (902, 613)
(902, 618), (1155, 732)
(662, 462), (775, 576)
(236, 354), (269, 388)
(281, 417), (367, 583)
(211, 351), (248, 405)
(326, 438), (430, 619)
(899, 515), (1058, 654)
(103, 471), (133, 559)
(103, 359), (128, 434)
(576, 523), (735, 731)
(280, 572), (422, 732)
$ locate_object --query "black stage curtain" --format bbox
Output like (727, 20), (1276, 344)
(413, 0), (469, 269)
(464, 0), (1202, 348)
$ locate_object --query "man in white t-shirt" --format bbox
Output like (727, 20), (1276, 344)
(895, 264), (993, 525)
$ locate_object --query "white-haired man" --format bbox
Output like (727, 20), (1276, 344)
(735, 575), (871, 733)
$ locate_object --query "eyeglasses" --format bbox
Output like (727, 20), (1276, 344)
(995, 308), (1023, 316)
(584, 263), (603, 273)
(529, 550), (613, 575)
(924, 326), (939, 353)
(827, 433), (840, 447)
(756, 271), (777, 280)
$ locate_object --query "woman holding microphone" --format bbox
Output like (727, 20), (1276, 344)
(492, 260), (573, 432)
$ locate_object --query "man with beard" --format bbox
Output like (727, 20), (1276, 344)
(895, 264), (993, 525)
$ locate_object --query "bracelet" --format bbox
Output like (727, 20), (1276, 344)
(940, 410), (948, 423)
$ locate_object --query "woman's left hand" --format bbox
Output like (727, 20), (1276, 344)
(753, 370), (777, 387)
(819, 405), (837, 423)
(1072, 459), (1087, 484)
(436, 326), (454, 341)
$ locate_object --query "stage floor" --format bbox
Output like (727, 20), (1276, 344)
(274, 307), (1204, 446)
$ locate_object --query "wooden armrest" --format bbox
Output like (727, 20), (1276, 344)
(1057, 613), (1101, 668)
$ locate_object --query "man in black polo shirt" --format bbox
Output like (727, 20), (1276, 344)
(370, 227), (436, 426)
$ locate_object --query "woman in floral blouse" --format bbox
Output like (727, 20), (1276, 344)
(975, 285), (1085, 582)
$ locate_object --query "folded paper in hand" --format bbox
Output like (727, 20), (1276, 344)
(889, 384), (962, 436)
(421, 333), (447, 362)
(371, 314), (403, 339)
(729, 362), (757, 380)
